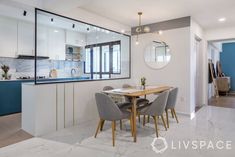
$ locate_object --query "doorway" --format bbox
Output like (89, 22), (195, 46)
(207, 39), (235, 109)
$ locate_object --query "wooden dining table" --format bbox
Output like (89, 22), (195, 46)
(103, 85), (171, 142)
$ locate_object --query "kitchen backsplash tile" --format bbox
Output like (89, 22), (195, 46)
(0, 57), (83, 79)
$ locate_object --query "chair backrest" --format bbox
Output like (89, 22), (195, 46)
(166, 87), (178, 109)
(103, 86), (114, 91)
(95, 93), (123, 121)
(145, 90), (169, 116)
(122, 84), (132, 88)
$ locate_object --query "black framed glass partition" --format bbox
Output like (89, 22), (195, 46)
(35, 9), (130, 84)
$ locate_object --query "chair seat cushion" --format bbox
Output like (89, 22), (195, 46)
(137, 103), (151, 114)
(117, 102), (132, 109)
(136, 98), (149, 106)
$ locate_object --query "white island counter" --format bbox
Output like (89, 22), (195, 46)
(21, 80), (130, 136)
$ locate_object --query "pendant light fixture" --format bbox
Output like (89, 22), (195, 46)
(135, 12), (150, 45)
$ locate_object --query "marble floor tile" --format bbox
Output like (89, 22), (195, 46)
(0, 106), (235, 157)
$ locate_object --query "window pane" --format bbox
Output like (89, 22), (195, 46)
(101, 74), (109, 79)
(113, 44), (121, 73)
(102, 45), (110, 72)
(85, 48), (91, 73)
(93, 46), (100, 72)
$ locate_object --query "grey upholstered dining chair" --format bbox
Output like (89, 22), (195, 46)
(122, 84), (132, 88)
(102, 86), (132, 130)
(103, 86), (114, 91)
(165, 87), (179, 128)
(122, 84), (149, 123)
(94, 93), (132, 146)
(138, 90), (169, 137)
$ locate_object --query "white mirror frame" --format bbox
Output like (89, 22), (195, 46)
(144, 41), (171, 69)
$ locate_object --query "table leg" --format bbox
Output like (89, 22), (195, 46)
(132, 97), (137, 142)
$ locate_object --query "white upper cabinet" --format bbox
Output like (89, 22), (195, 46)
(18, 21), (34, 56)
(0, 17), (18, 58)
(37, 25), (48, 57)
(66, 30), (86, 47)
(48, 28), (65, 60)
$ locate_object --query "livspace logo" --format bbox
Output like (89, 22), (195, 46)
(151, 137), (232, 154)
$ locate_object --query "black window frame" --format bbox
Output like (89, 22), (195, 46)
(84, 40), (121, 79)
(34, 8), (131, 85)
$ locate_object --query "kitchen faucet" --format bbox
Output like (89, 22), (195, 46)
(71, 68), (76, 77)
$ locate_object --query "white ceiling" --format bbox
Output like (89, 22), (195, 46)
(42, 0), (235, 30)
(5, 0), (235, 30)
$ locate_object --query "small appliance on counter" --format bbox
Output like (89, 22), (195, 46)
(49, 69), (58, 78)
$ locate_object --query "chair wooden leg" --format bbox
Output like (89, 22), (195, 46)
(173, 109), (179, 123)
(147, 115), (150, 123)
(161, 115), (167, 131)
(120, 120), (122, 130)
(152, 116), (158, 137)
(112, 121), (115, 146)
(100, 120), (105, 131)
(138, 113), (141, 123)
(114, 121), (116, 131)
(165, 110), (169, 128)
(171, 109), (174, 118)
(143, 115), (146, 126)
(95, 119), (102, 138)
(129, 117), (133, 136)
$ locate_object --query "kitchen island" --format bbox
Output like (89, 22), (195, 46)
(21, 77), (130, 136)
(0, 77), (90, 116)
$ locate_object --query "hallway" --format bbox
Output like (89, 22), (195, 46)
(208, 96), (235, 109)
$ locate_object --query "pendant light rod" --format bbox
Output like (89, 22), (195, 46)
(138, 12), (142, 26)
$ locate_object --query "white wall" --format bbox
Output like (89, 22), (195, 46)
(131, 27), (191, 115)
(190, 19), (207, 114)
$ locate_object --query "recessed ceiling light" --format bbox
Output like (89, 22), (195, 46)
(218, 18), (226, 22)
(54, 30), (58, 33)
(121, 29), (125, 33)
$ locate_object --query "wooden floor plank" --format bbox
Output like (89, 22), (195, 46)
(208, 96), (235, 109)
(0, 113), (33, 148)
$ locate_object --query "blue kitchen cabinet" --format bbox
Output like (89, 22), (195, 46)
(0, 80), (32, 116)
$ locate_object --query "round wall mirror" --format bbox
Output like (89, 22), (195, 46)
(144, 41), (171, 69)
